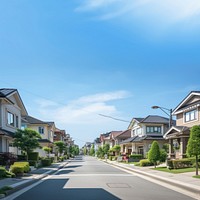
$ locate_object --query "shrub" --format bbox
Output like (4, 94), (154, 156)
(167, 160), (173, 169)
(28, 152), (39, 161)
(10, 166), (24, 175)
(13, 162), (30, 173)
(17, 155), (27, 161)
(140, 159), (154, 167)
(58, 156), (64, 162)
(41, 159), (51, 167)
(167, 159), (192, 169)
(5, 171), (15, 178)
(0, 186), (13, 195)
(129, 154), (143, 159)
(0, 167), (6, 178)
(28, 160), (37, 167)
(159, 149), (167, 163)
(173, 159), (192, 169)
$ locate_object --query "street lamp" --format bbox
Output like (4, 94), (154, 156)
(151, 106), (173, 128)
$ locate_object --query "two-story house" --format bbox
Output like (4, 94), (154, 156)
(164, 91), (200, 159)
(22, 115), (55, 157)
(120, 115), (169, 157)
(0, 88), (28, 155)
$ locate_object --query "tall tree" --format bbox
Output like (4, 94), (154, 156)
(103, 144), (110, 155)
(187, 125), (200, 176)
(90, 144), (95, 156)
(148, 141), (160, 168)
(13, 128), (41, 160)
(54, 141), (66, 156)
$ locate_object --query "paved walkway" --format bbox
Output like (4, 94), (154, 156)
(0, 161), (68, 198)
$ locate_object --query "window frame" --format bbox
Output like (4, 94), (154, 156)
(7, 112), (14, 127)
(184, 109), (197, 123)
(146, 126), (161, 133)
(38, 126), (44, 134)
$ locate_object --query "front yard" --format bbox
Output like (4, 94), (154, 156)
(152, 167), (197, 174)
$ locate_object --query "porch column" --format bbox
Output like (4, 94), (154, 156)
(180, 138), (183, 157)
(131, 143), (136, 154)
(125, 146), (128, 154)
(169, 139), (173, 158)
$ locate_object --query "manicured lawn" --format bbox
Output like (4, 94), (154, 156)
(193, 175), (200, 179)
(152, 167), (196, 174)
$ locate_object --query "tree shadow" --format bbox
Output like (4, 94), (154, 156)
(14, 179), (120, 200)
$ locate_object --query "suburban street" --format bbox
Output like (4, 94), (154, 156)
(7, 156), (196, 200)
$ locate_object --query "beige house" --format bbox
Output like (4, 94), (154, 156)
(164, 91), (200, 159)
(22, 115), (55, 157)
(0, 88), (28, 155)
(120, 116), (169, 157)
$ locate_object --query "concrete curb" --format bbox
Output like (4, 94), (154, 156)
(0, 161), (69, 199)
(105, 161), (200, 195)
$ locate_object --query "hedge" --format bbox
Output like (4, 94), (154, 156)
(10, 162), (30, 174)
(28, 152), (39, 161)
(129, 154), (143, 159)
(41, 159), (51, 167)
(140, 159), (154, 167)
(0, 167), (6, 178)
(167, 159), (192, 169)
(17, 155), (27, 161)
(10, 166), (24, 175)
(28, 160), (38, 167)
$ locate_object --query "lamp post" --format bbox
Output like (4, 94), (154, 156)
(152, 106), (173, 128)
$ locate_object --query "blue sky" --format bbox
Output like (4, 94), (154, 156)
(1, 0), (200, 147)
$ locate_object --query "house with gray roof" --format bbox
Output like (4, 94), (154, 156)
(120, 115), (170, 157)
(164, 91), (200, 159)
(0, 88), (28, 154)
(22, 115), (56, 157)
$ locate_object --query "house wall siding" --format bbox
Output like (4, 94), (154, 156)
(176, 107), (200, 127)
(1, 103), (21, 133)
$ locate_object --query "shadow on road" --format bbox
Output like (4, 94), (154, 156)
(14, 179), (120, 200)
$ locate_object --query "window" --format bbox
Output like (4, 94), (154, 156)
(146, 126), (161, 133)
(185, 109), (197, 122)
(7, 112), (14, 126)
(38, 126), (44, 134)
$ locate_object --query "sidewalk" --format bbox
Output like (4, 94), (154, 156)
(0, 161), (68, 198)
(105, 160), (200, 195)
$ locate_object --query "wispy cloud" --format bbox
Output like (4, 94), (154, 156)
(76, 0), (200, 26)
(35, 90), (131, 125)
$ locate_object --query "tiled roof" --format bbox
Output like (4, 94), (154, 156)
(22, 115), (47, 125)
(0, 88), (17, 97)
(116, 129), (131, 139)
(140, 115), (169, 124)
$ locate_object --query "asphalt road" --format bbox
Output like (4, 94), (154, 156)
(11, 156), (196, 200)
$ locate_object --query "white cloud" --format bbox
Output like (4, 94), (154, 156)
(76, 0), (200, 25)
(35, 90), (130, 125)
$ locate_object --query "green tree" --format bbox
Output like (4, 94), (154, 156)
(148, 141), (160, 168)
(83, 147), (87, 155)
(90, 144), (95, 156)
(96, 146), (104, 158)
(112, 145), (121, 155)
(13, 128), (41, 161)
(43, 146), (52, 158)
(103, 144), (110, 155)
(70, 145), (79, 156)
(186, 125), (200, 176)
(54, 141), (66, 156)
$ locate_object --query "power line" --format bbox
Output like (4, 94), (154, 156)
(0, 80), (131, 123)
